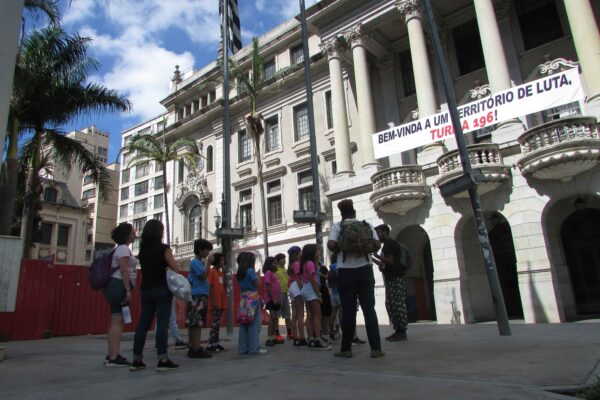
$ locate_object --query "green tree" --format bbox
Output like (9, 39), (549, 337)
(0, 0), (61, 236)
(14, 27), (131, 258)
(119, 120), (201, 245)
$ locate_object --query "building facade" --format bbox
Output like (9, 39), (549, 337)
(121, 0), (600, 324)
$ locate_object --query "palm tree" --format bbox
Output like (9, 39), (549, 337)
(0, 0), (61, 236)
(224, 37), (301, 258)
(118, 120), (201, 245)
(14, 27), (131, 258)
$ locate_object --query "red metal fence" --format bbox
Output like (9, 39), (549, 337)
(0, 259), (267, 341)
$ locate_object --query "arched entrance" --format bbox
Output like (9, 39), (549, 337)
(561, 208), (600, 315)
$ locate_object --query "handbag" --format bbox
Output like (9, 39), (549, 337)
(237, 291), (261, 324)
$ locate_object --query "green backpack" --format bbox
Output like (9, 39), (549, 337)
(339, 219), (378, 260)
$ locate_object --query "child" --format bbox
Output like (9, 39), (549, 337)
(207, 252), (227, 352)
(274, 253), (292, 341)
(263, 257), (281, 347)
(185, 239), (213, 359)
(300, 244), (330, 350)
(287, 246), (307, 347)
(236, 252), (266, 355)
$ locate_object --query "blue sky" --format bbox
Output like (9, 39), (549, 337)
(24, 0), (318, 163)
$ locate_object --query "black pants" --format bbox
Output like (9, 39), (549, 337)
(338, 265), (381, 352)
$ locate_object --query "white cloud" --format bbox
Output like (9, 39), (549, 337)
(62, 0), (96, 25)
(253, 0), (321, 19)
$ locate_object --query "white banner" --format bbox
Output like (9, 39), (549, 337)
(372, 68), (585, 159)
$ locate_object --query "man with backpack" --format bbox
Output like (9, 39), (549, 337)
(327, 199), (384, 358)
(373, 224), (411, 342)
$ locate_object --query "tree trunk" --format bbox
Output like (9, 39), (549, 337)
(162, 161), (170, 245)
(0, 118), (20, 235)
(21, 131), (42, 259)
(252, 129), (268, 258)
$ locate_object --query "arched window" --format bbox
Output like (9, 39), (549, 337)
(187, 205), (202, 242)
(207, 145), (213, 173)
(44, 187), (58, 203)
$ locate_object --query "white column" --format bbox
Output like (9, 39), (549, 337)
(564, 0), (600, 104)
(346, 24), (379, 169)
(321, 38), (353, 176)
(0, 0), (24, 170)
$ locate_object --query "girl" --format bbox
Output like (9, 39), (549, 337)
(236, 252), (266, 355)
(103, 222), (137, 367)
(263, 256), (281, 347)
(207, 253), (228, 352)
(300, 244), (331, 350)
(287, 246), (307, 347)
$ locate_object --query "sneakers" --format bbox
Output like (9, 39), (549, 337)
(156, 359), (179, 372)
(206, 345), (220, 353)
(351, 337), (366, 346)
(370, 350), (385, 358)
(106, 354), (131, 367)
(294, 338), (309, 347)
(329, 334), (336, 342)
(309, 339), (331, 350)
(334, 350), (353, 358)
(249, 348), (268, 355)
(129, 360), (146, 371)
(265, 339), (276, 347)
(386, 331), (407, 342)
(187, 348), (212, 358)
(274, 336), (285, 344)
(320, 335), (329, 344)
(174, 340), (188, 349)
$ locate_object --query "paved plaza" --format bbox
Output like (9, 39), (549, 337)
(1, 321), (599, 400)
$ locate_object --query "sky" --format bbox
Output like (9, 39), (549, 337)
(23, 0), (319, 164)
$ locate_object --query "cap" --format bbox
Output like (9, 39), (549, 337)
(287, 245), (301, 256)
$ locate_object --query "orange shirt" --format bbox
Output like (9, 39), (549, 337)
(208, 267), (228, 310)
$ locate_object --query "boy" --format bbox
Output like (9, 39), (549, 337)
(186, 239), (213, 359)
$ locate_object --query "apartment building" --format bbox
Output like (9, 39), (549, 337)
(121, 0), (600, 325)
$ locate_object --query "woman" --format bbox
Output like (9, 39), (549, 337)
(130, 219), (181, 372)
(104, 222), (137, 367)
(236, 252), (266, 355)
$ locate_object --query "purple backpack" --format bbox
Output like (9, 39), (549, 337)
(89, 249), (118, 290)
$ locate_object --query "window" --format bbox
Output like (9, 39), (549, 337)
(87, 233), (93, 244)
(97, 146), (108, 157)
(206, 145), (214, 173)
(266, 180), (282, 226)
(209, 90), (216, 103)
(83, 174), (94, 186)
(399, 50), (416, 97)
(43, 187), (58, 203)
(133, 217), (146, 234)
(239, 189), (252, 230)
(542, 101), (581, 123)
(187, 205), (202, 242)
(155, 162), (163, 172)
(135, 161), (150, 178)
(87, 202), (95, 213)
(294, 103), (309, 141)
(85, 250), (92, 261)
(265, 116), (280, 152)
(297, 170), (313, 211)
(121, 169), (130, 184)
(515, 0), (563, 50)
(57, 225), (69, 247)
(291, 44), (304, 65)
(134, 181), (149, 196)
(154, 175), (164, 190)
(82, 188), (96, 200)
(156, 119), (166, 133)
(122, 152), (131, 166)
(238, 130), (251, 162)
(134, 199), (147, 214)
(264, 59), (276, 80)
(154, 213), (163, 221)
(154, 194), (163, 209)
(453, 19), (485, 75)
(124, 136), (133, 146)
(325, 91), (333, 129)
(40, 223), (53, 245)
(119, 204), (128, 218)
(178, 159), (185, 183)
(121, 187), (129, 201)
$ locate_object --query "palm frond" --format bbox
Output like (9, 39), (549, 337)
(24, 0), (61, 27)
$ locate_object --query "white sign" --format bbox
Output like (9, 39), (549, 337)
(372, 68), (585, 159)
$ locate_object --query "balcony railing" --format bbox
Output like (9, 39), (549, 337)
(370, 166), (430, 214)
(517, 117), (600, 181)
(172, 240), (194, 259)
(436, 143), (510, 198)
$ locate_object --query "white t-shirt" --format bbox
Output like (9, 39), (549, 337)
(111, 244), (138, 284)
(328, 219), (378, 269)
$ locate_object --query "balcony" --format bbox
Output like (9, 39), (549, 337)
(172, 240), (194, 260)
(436, 143), (510, 198)
(517, 117), (600, 181)
(370, 166), (430, 215)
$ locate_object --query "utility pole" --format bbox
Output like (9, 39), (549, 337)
(422, 0), (510, 336)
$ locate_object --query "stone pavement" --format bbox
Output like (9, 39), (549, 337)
(1, 321), (599, 400)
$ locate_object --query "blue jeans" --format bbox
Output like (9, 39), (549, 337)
(338, 265), (381, 352)
(133, 286), (173, 360)
(238, 301), (262, 354)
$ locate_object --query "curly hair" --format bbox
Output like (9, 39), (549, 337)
(111, 222), (133, 245)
